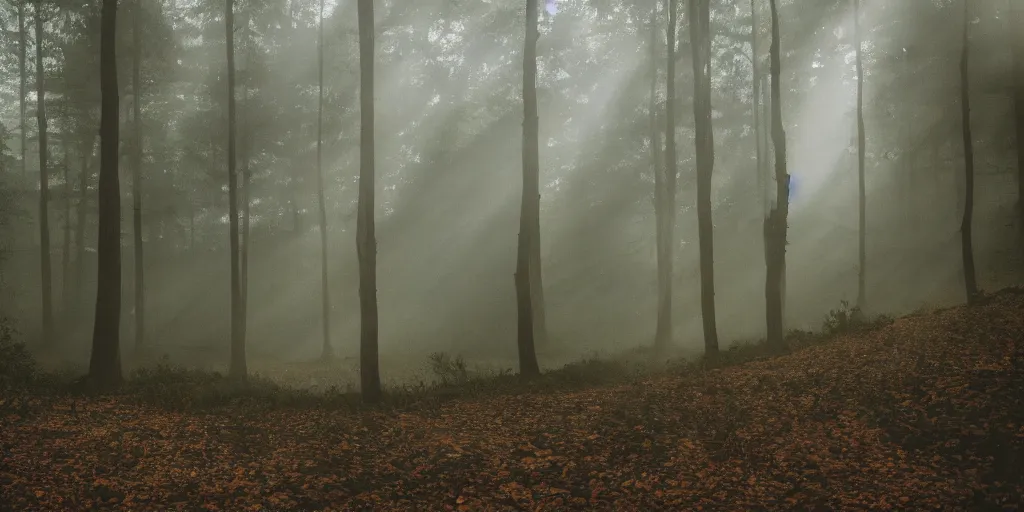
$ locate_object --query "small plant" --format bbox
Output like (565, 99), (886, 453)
(427, 352), (469, 386)
(822, 299), (864, 335)
(0, 319), (35, 391)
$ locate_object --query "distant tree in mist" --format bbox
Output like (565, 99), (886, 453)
(88, 0), (122, 389)
(18, 0), (26, 183)
(959, 0), (978, 304)
(689, 0), (718, 357)
(655, 0), (679, 353)
(854, 0), (866, 312)
(131, 0), (146, 350)
(226, 0), (246, 381)
(764, 0), (790, 349)
(357, 0), (382, 402)
(316, 0), (332, 360)
(515, 0), (542, 378)
(1012, 0), (1024, 226)
(35, 0), (53, 347)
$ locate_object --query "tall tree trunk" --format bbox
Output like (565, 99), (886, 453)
(132, 0), (145, 350)
(35, 0), (53, 347)
(751, 0), (763, 215)
(225, 0), (246, 381)
(316, 0), (332, 360)
(61, 140), (71, 319)
(239, 6), (252, 355)
(89, 0), (123, 389)
(75, 135), (94, 311)
(655, 0), (679, 353)
(357, 0), (382, 402)
(1011, 0), (1024, 226)
(690, 0), (718, 357)
(18, 1), (26, 183)
(515, 0), (542, 379)
(764, 0), (790, 349)
(959, 0), (978, 304)
(854, 0), (867, 312)
(650, 0), (664, 342)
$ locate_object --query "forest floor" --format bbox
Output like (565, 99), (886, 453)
(2, 291), (1024, 510)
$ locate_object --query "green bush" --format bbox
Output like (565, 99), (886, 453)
(822, 300), (864, 335)
(427, 351), (469, 386)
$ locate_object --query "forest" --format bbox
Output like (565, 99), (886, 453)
(0, 0), (1023, 509)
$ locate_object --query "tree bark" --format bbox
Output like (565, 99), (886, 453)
(18, 1), (26, 183)
(239, 5), (252, 358)
(1011, 0), (1024, 226)
(226, 0), (246, 381)
(89, 0), (123, 389)
(655, 0), (679, 353)
(515, 0), (542, 378)
(316, 0), (333, 360)
(132, 0), (145, 350)
(959, 0), (978, 304)
(764, 0), (789, 350)
(854, 0), (866, 311)
(61, 138), (71, 320)
(649, 0), (664, 350)
(357, 0), (382, 402)
(35, 0), (54, 347)
(689, 0), (718, 357)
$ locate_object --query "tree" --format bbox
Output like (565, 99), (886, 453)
(764, 0), (790, 349)
(649, 1), (663, 343)
(35, 0), (53, 347)
(226, 0), (246, 381)
(1012, 0), (1024, 224)
(751, 0), (763, 213)
(89, 0), (123, 389)
(316, 0), (332, 360)
(854, 0), (866, 311)
(654, 0), (679, 353)
(959, 0), (978, 304)
(18, 1), (26, 182)
(515, 0), (542, 378)
(357, 0), (382, 402)
(689, 0), (718, 357)
(132, 0), (146, 349)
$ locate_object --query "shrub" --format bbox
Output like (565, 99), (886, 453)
(427, 352), (469, 386)
(822, 300), (864, 335)
(0, 320), (35, 391)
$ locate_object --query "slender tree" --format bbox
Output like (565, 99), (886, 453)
(655, 0), (679, 353)
(751, 0), (763, 213)
(88, 0), (123, 388)
(514, 0), (543, 378)
(61, 139), (71, 317)
(1011, 0), (1024, 224)
(18, 1), (26, 182)
(239, 4), (252, 354)
(690, 0), (718, 357)
(316, 0), (332, 360)
(357, 0), (382, 402)
(226, 0), (246, 381)
(854, 0), (866, 311)
(35, 0), (54, 347)
(959, 0), (978, 303)
(132, 0), (145, 349)
(650, 0), (663, 309)
(764, 0), (790, 349)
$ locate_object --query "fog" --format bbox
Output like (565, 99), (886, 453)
(0, 0), (1019, 382)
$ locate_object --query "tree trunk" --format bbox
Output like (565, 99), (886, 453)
(854, 0), (867, 311)
(764, 0), (789, 350)
(239, 6), (252, 355)
(75, 135), (94, 311)
(226, 0), (246, 381)
(515, 0), (543, 378)
(357, 0), (382, 402)
(35, 0), (54, 347)
(960, 0), (978, 304)
(18, 1), (26, 183)
(132, 0), (145, 350)
(689, 0), (718, 357)
(1011, 0), (1024, 226)
(655, 0), (679, 353)
(316, 0), (333, 360)
(61, 141), (71, 320)
(751, 0), (763, 215)
(649, 0), (664, 353)
(89, 0), (123, 389)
